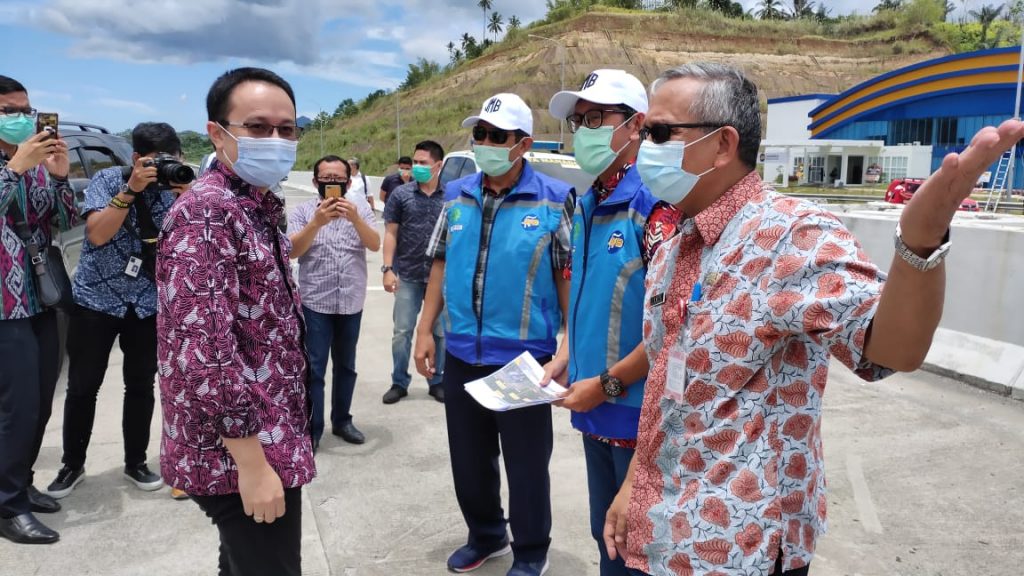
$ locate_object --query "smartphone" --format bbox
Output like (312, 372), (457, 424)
(324, 184), (343, 199)
(36, 112), (58, 139)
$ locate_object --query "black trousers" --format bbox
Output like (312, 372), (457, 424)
(442, 352), (553, 563)
(61, 305), (157, 470)
(191, 488), (303, 576)
(0, 310), (59, 517)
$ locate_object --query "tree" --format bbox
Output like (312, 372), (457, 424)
(813, 2), (832, 21)
(707, 0), (733, 13)
(446, 41), (455, 57)
(509, 15), (522, 30)
(873, 0), (904, 12)
(488, 12), (504, 41)
(333, 98), (356, 118)
(451, 48), (463, 64)
(756, 0), (786, 19)
(969, 3), (1004, 46)
(668, 0), (698, 7)
(1009, 0), (1024, 24)
(400, 58), (442, 90)
(789, 0), (815, 18)
(478, 0), (493, 43)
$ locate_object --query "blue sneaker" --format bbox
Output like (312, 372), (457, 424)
(507, 558), (549, 576)
(446, 539), (512, 573)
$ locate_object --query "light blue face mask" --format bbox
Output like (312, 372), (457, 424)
(636, 128), (721, 205)
(0, 114), (36, 145)
(572, 116), (633, 176)
(474, 142), (522, 177)
(220, 125), (297, 189)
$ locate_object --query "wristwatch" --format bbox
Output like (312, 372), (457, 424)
(380, 265), (393, 273)
(600, 370), (625, 398)
(894, 223), (950, 272)
(119, 182), (138, 197)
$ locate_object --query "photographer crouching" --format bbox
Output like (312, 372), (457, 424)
(46, 122), (192, 502)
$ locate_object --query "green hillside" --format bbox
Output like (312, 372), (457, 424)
(295, 5), (960, 174)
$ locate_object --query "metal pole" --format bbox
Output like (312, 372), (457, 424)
(319, 107), (324, 158)
(530, 34), (566, 149)
(1007, 33), (1024, 202)
(396, 91), (402, 159)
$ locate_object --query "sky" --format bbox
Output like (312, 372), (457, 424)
(1, 0), (883, 135)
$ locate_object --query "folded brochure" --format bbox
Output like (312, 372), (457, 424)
(464, 352), (567, 411)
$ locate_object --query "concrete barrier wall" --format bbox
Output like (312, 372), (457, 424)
(837, 210), (1024, 347)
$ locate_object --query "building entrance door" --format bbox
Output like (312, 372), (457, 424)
(847, 155), (864, 185)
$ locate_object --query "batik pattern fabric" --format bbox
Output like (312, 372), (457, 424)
(626, 171), (893, 575)
(156, 162), (314, 496)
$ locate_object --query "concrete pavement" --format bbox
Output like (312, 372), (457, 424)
(2, 185), (1023, 575)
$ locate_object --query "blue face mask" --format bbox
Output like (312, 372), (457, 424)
(220, 126), (296, 189)
(411, 164), (434, 183)
(474, 142), (522, 177)
(0, 114), (36, 145)
(572, 116), (633, 176)
(636, 128), (720, 205)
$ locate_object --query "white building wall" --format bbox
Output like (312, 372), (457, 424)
(766, 99), (830, 140)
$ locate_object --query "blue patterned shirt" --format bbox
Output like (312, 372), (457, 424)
(72, 167), (175, 318)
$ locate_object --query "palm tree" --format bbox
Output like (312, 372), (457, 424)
(872, 0), (904, 12)
(509, 15), (521, 31)
(970, 3), (1004, 47)
(789, 0), (815, 19)
(756, 0), (785, 19)
(488, 12), (504, 42)
(461, 33), (475, 52)
(478, 0), (493, 43)
(707, 0), (732, 13)
(451, 48), (463, 64)
(446, 41), (455, 58)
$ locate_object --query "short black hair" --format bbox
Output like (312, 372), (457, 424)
(0, 75), (27, 96)
(514, 129), (530, 143)
(397, 156), (413, 166)
(206, 67), (296, 123)
(132, 122), (182, 156)
(313, 155), (350, 180)
(414, 140), (445, 163)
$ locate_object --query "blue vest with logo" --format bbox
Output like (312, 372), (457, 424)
(442, 161), (572, 366)
(568, 165), (656, 440)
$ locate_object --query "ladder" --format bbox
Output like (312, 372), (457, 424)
(985, 150), (1013, 212)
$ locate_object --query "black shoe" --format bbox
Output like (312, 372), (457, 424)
(0, 513), (59, 544)
(382, 385), (408, 404)
(46, 466), (85, 499)
(312, 437), (320, 454)
(428, 385), (445, 403)
(124, 463), (163, 491)
(332, 421), (365, 444)
(27, 487), (60, 514)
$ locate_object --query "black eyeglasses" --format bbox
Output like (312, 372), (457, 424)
(316, 177), (349, 185)
(472, 125), (515, 145)
(566, 109), (632, 133)
(220, 121), (300, 141)
(641, 123), (726, 144)
(0, 107), (37, 118)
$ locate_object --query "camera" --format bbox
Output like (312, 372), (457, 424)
(120, 153), (195, 188)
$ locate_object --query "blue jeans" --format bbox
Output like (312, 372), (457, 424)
(302, 306), (362, 443)
(583, 434), (635, 576)
(391, 280), (444, 389)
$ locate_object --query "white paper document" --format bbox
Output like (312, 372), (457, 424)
(464, 352), (567, 411)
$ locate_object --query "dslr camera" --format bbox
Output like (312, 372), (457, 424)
(120, 153), (196, 188)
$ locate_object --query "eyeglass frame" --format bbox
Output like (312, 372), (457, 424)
(471, 124), (525, 145)
(640, 122), (727, 144)
(218, 120), (301, 140)
(0, 106), (38, 118)
(565, 107), (636, 134)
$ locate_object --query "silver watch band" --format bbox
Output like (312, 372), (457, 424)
(894, 223), (951, 271)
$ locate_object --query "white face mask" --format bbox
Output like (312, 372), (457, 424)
(636, 128), (721, 205)
(219, 125), (296, 189)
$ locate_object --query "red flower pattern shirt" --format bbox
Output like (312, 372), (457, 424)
(626, 171), (893, 575)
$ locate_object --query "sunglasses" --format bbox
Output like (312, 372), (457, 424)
(641, 123), (726, 144)
(472, 125), (515, 145)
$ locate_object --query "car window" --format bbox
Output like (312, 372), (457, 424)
(80, 147), (121, 177)
(67, 148), (87, 180)
(439, 157), (465, 187)
(458, 158), (477, 179)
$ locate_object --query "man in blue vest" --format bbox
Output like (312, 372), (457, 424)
(414, 93), (574, 576)
(547, 69), (676, 576)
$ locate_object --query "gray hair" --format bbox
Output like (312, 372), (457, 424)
(650, 62), (761, 168)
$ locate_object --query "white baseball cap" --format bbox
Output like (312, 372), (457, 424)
(461, 93), (534, 136)
(548, 69), (649, 120)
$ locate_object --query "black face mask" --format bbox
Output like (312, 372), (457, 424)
(317, 181), (348, 197)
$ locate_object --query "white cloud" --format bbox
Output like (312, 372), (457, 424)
(94, 97), (158, 114)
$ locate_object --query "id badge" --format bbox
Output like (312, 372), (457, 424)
(125, 255), (143, 278)
(665, 345), (688, 402)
